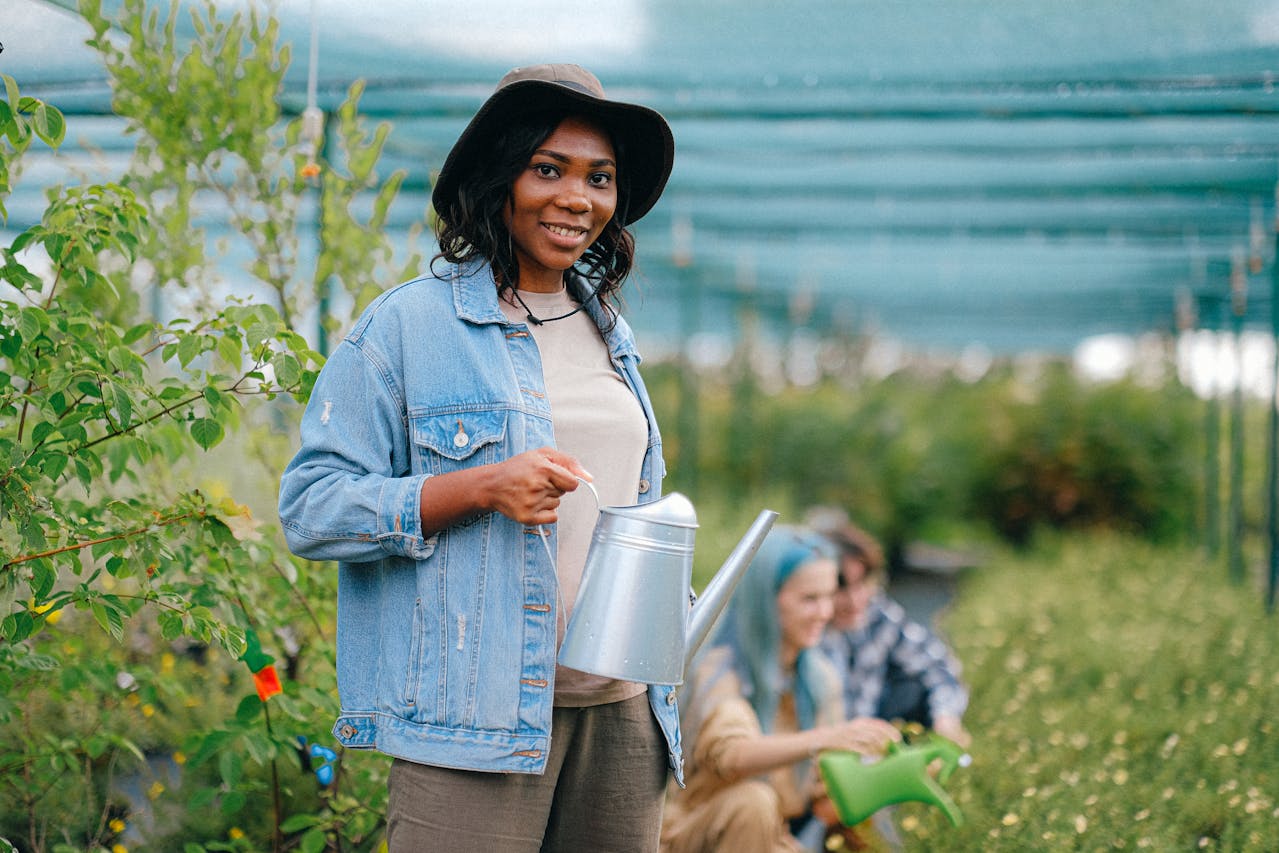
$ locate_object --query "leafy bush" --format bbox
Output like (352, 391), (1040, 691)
(650, 355), (1213, 557)
(968, 364), (1202, 545)
(1, 0), (417, 846)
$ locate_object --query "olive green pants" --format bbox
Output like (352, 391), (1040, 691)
(386, 693), (668, 852)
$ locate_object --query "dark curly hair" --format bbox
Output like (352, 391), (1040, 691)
(431, 110), (637, 320)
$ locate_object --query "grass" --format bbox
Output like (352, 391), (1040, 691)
(893, 533), (1279, 851)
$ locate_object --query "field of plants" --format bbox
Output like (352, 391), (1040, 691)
(894, 534), (1279, 851)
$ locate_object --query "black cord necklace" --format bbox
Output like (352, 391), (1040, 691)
(509, 282), (601, 326)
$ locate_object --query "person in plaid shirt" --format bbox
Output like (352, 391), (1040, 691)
(815, 517), (971, 749)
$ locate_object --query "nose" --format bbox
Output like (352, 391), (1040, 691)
(556, 182), (591, 214)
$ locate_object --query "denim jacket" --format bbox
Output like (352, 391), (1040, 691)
(278, 260), (684, 783)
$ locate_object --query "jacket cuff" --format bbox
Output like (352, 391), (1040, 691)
(377, 474), (436, 560)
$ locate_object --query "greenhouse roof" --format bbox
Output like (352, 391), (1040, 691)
(7, 0), (1279, 355)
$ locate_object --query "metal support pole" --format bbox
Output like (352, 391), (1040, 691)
(677, 278), (701, 496)
(1203, 295), (1222, 558)
(1227, 252), (1247, 584)
(1268, 183), (1279, 611)
(672, 213), (699, 494)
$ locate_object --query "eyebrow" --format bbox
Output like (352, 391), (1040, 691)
(534, 148), (617, 169)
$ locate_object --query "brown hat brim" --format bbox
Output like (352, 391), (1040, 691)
(431, 78), (675, 226)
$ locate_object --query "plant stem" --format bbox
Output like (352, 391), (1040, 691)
(1, 510), (203, 571)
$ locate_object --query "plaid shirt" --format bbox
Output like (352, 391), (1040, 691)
(821, 593), (969, 723)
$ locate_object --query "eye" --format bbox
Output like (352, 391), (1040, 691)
(532, 163), (559, 178)
(589, 171), (614, 188)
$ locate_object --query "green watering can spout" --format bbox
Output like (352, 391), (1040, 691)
(818, 735), (972, 828)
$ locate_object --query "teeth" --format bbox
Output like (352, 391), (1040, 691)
(546, 225), (584, 237)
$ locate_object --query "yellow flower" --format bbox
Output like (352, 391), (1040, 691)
(30, 600), (63, 625)
(161, 653), (175, 674)
(113, 845), (128, 853)
(142, 704), (155, 718)
(109, 818), (126, 833)
(148, 781), (164, 799)
(173, 751), (186, 765)
(229, 827), (245, 840)
(1001, 813), (1020, 826)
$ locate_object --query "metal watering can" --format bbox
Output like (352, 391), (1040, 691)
(557, 490), (778, 685)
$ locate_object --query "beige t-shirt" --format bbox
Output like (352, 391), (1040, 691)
(499, 286), (650, 707)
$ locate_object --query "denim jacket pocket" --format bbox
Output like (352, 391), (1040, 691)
(411, 410), (508, 474)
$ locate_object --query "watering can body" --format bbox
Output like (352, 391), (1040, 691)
(557, 492), (777, 685)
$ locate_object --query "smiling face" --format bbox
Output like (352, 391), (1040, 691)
(831, 555), (878, 632)
(504, 115), (618, 293)
(776, 557), (838, 665)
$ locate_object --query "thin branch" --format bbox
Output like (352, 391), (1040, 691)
(2, 510), (204, 571)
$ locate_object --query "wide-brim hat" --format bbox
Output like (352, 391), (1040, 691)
(432, 64), (675, 225)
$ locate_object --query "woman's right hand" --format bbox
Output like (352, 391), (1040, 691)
(418, 447), (590, 536)
(817, 716), (901, 758)
(485, 448), (590, 525)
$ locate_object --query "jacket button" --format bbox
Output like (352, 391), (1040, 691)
(638, 479), (650, 494)
(340, 724), (357, 739)
(665, 691), (676, 705)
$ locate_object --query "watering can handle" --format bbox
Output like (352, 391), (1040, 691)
(576, 476), (600, 510)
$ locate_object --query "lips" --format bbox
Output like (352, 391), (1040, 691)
(542, 222), (590, 247)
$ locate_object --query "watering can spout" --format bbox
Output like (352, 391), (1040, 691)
(684, 509), (780, 671)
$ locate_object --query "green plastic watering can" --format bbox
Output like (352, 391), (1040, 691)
(818, 734), (972, 828)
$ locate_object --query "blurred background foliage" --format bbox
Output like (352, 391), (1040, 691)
(2, 1), (1278, 852)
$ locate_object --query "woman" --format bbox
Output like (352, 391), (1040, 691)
(661, 527), (900, 853)
(278, 64), (677, 852)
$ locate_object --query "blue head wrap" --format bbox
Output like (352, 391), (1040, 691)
(708, 524), (837, 734)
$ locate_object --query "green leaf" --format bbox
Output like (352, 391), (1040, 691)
(188, 786), (217, 810)
(271, 351), (301, 388)
(85, 733), (110, 759)
(90, 600), (125, 642)
(1, 612), (34, 642)
(123, 322), (153, 345)
(219, 789), (246, 816)
(31, 560), (56, 600)
(158, 610), (184, 640)
(233, 693), (261, 723)
(300, 828), (327, 853)
(16, 307), (46, 342)
(245, 320), (275, 349)
(40, 451), (69, 483)
(189, 417), (223, 450)
(279, 814), (320, 833)
(31, 104), (66, 148)
(216, 333), (241, 368)
(176, 333), (202, 368)
(219, 749), (243, 787)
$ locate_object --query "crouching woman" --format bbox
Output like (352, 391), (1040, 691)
(660, 526), (900, 853)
